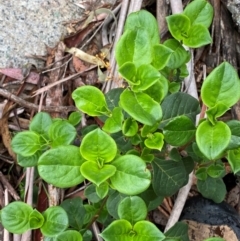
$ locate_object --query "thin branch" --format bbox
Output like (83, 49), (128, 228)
(0, 88), (76, 113)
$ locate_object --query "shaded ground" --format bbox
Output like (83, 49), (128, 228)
(1, 0), (240, 240)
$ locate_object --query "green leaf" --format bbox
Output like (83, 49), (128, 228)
(49, 120), (76, 147)
(102, 107), (123, 133)
(164, 39), (190, 69)
(141, 122), (159, 137)
(183, 0), (213, 28)
(166, 14), (191, 41)
(143, 76), (168, 103)
(38, 145), (85, 188)
(83, 205), (98, 225)
(139, 185), (164, 211)
(124, 10), (159, 46)
(41, 206), (68, 237)
(55, 230), (83, 241)
(197, 176), (226, 203)
(144, 132), (164, 150)
(29, 209), (44, 229)
(163, 116), (196, 146)
(226, 120), (240, 149)
(122, 118), (138, 137)
(115, 29), (152, 68)
(164, 222), (189, 241)
(68, 111), (82, 126)
(152, 44), (173, 70)
(169, 82), (181, 93)
(110, 155), (151, 195)
(160, 92), (200, 128)
(96, 182), (109, 199)
(100, 219), (165, 241)
(1, 201), (32, 234)
(132, 64), (161, 91)
(118, 62), (138, 85)
(106, 191), (128, 219)
(120, 89), (162, 126)
(61, 197), (85, 230)
(196, 120), (231, 160)
(195, 167), (208, 181)
(72, 86), (110, 116)
(29, 112), (52, 137)
(201, 62), (240, 108)
(227, 148), (240, 174)
(80, 161), (116, 186)
(84, 184), (102, 203)
(152, 158), (187, 197)
(207, 163), (225, 178)
(80, 128), (117, 163)
(17, 151), (41, 167)
(118, 196), (147, 224)
(105, 88), (124, 111)
(206, 103), (229, 125)
(11, 131), (41, 156)
(183, 24), (212, 48)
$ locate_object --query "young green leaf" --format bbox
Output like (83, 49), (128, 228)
(29, 112), (52, 137)
(120, 89), (162, 126)
(100, 219), (165, 241)
(60, 197), (85, 231)
(118, 62), (138, 85)
(0, 201), (33, 234)
(144, 132), (164, 150)
(72, 86), (110, 116)
(132, 64), (161, 91)
(197, 176), (226, 203)
(40, 206), (69, 237)
(196, 120), (231, 160)
(48, 120), (76, 147)
(80, 128), (117, 163)
(183, 0), (213, 28)
(80, 161), (116, 186)
(102, 107), (123, 133)
(169, 82), (181, 93)
(68, 111), (82, 126)
(163, 115), (196, 146)
(152, 44), (173, 70)
(201, 62), (240, 108)
(183, 24), (212, 48)
(110, 155), (151, 195)
(206, 103), (229, 125)
(141, 123), (159, 137)
(38, 145), (85, 188)
(118, 196), (147, 224)
(124, 10), (159, 46)
(195, 167), (208, 181)
(122, 118), (138, 137)
(11, 131), (41, 156)
(96, 182), (109, 199)
(55, 230), (83, 241)
(143, 76), (168, 103)
(115, 29), (152, 68)
(164, 39), (190, 69)
(29, 209), (44, 229)
(152, 158), (188, 197)
(166, 14), (191, 41)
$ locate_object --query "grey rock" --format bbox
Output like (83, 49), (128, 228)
(0, 0), (84, 68)
(226, 0), (240, 32)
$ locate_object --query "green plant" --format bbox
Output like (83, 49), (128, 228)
(1, 0), (239, 240)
